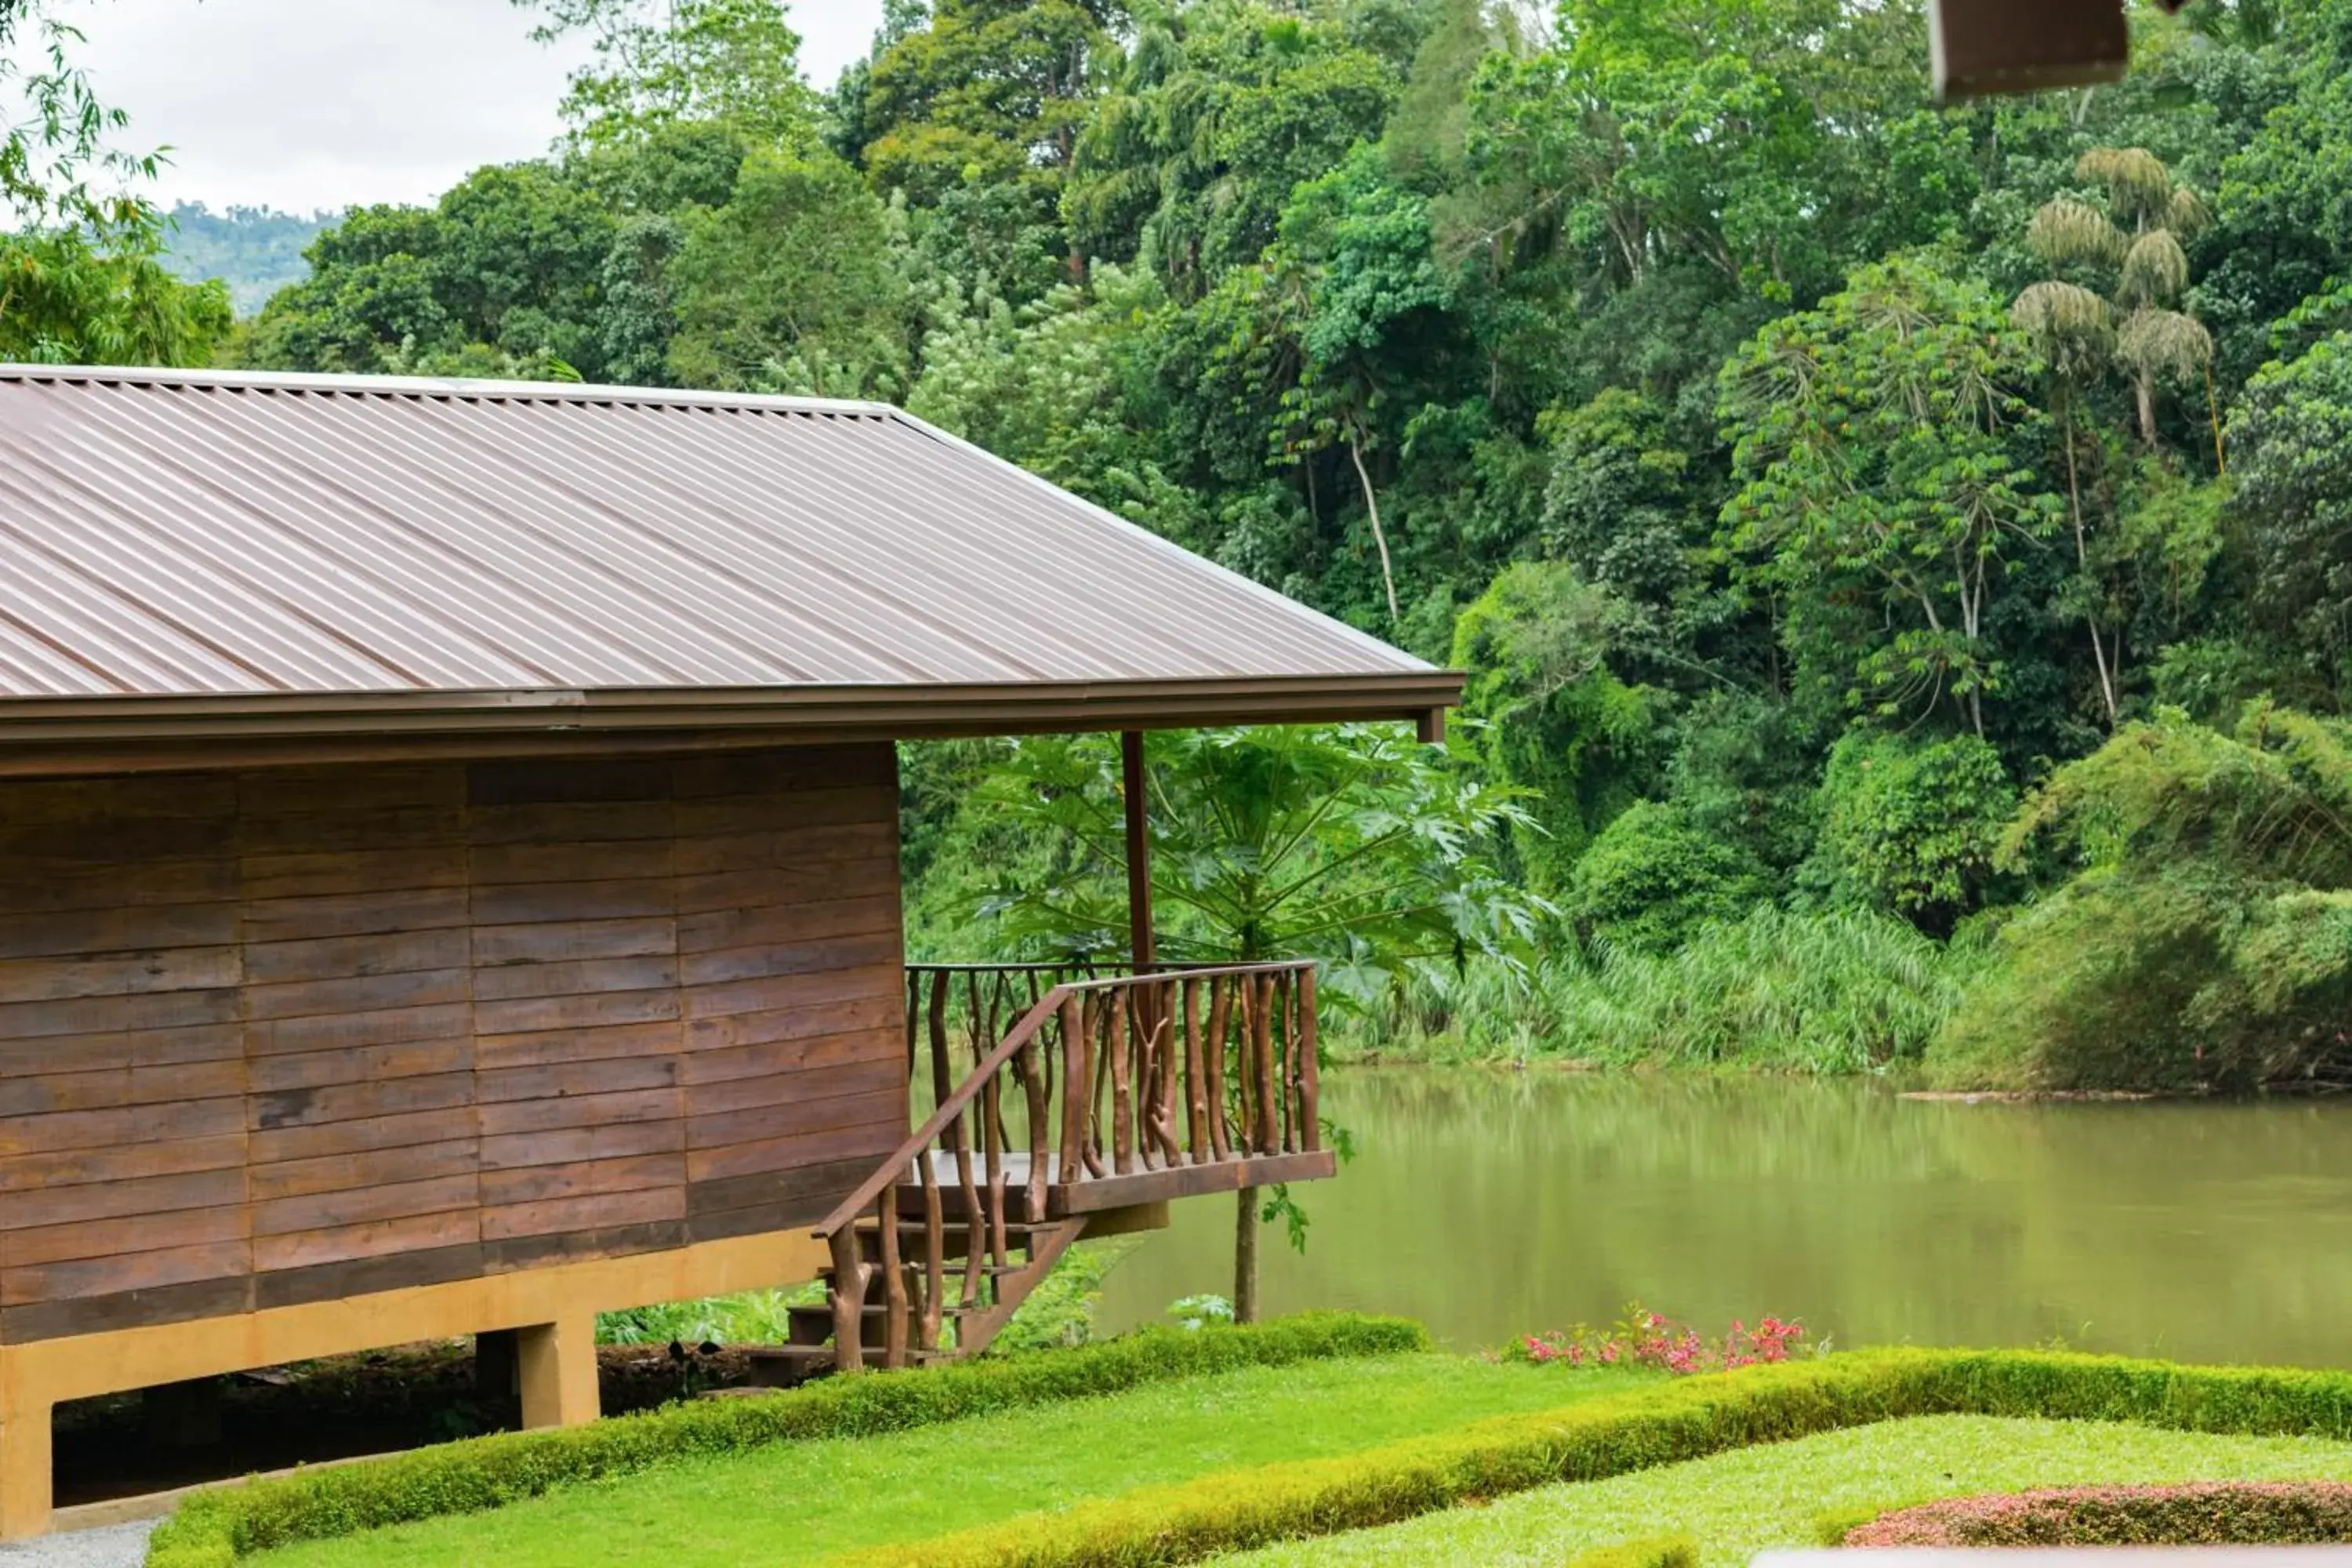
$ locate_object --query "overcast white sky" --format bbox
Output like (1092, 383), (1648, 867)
(60, 0), (887, 214)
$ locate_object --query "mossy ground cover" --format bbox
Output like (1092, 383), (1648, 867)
(1214, 1414), (2352, 1567)
(246, 1355), (1650, 1568)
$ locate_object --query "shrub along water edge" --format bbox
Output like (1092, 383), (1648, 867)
(1354, 906), (1987, 1072)
(844, 1347), (2352, 1568)
(142, 1313), (1426, 1568)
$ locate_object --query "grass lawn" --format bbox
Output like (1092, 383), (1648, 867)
(250, 1353), (1653, 1568)
(1214, 1413), (2352, 1566)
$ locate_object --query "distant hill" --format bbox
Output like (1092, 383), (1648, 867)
(161, 202), (338, 317)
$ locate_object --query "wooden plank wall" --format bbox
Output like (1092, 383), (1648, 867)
(0, 744), (906, 1345)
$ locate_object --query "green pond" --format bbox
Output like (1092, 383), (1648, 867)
(1094, 1069), (2352, 1366)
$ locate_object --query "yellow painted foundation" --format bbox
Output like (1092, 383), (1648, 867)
(0, 1229), (826, 1540)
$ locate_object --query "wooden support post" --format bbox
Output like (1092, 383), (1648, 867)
(1121, 730), (1156, 975)
(0, 1396), (51, 1542)
(1234, 1187), (1260, 1327)
(1122, 729), (1162, 1116)
(1298, 964), (1321, 1152)
(880, 1180), (909, 1369)
(829, 1226), (867, 1375)
(517, 1314), (599, 1430)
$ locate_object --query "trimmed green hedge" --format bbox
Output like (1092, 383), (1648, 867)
(143, 1312), (1426, 1568)
(846, 1347), (2352, 1567)
(1564, 1536), (1697, 1568)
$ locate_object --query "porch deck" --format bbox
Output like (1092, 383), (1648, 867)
(904, 1147), (1337, 1217)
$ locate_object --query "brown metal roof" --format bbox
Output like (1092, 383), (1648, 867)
(0, 367), (1454, 770)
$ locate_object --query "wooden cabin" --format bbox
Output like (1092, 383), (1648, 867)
(0, 366), (1458, 1537)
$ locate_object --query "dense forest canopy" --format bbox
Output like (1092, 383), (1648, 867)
(20, 0), (2352, 1089)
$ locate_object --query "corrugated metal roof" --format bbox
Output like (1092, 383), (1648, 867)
(0, 368), (1453, 758)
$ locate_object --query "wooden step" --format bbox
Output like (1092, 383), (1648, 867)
(789, 1301), (977, 1325)
(853, 1216), (1056, 1236)
(819, 1260), (1033, 1288)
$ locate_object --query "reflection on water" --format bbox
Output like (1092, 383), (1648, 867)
(1095, 1069), (2352, 1366)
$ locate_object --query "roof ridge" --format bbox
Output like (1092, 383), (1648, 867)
(0, 363), (900, 418)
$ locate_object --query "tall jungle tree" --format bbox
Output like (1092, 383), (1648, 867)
(516, 0), (816, 151)
(1720, 253), (2060, 739)
(2013, 147), (2217, 725)
(0, 1), (231, 365)
(2017, 147), (2216, 457)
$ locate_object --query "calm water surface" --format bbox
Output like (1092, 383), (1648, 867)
(1094, 1069), (2352, 1366)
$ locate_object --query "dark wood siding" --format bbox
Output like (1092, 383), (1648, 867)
(0, 744), (904, 1343)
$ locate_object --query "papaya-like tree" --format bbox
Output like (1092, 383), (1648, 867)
(970, 723), (1542, 1320)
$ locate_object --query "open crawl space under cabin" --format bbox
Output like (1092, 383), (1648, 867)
(0, 365), (1459, 1536)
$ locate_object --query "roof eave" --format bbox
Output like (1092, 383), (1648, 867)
(0, 361), (904, 418)
(0, 673), (1466, 779)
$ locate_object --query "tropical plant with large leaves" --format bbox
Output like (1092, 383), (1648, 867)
(967, 720), (1544, 1319)
(971, 724), (1544, 996)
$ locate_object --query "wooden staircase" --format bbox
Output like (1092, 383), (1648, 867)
(749, 1172), (1089, 1385)
(750, 961), (1334, 1385)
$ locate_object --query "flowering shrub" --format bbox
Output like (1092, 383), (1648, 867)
(1502, 1305), (1806, 1375)
(1846, 1483), (2352, 1544)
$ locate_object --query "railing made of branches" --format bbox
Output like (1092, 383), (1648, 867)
(810, 960), (1321, 1371)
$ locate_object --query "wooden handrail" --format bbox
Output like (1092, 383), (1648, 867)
(1050, 961), (1307, 992)
(901, 960), (1285, 979)
(814, 985), (1065, 1240)
(904, 961), (1125, 975)
(811, 958), (1322, 1374)
(816, 961), (1308, 1240)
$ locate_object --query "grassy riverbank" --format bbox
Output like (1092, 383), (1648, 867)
(1337, 908), (1990, 1076)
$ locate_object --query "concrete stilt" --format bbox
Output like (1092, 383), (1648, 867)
(0, 1396), (53, 1542)
(517, 1314), (599, 1430)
